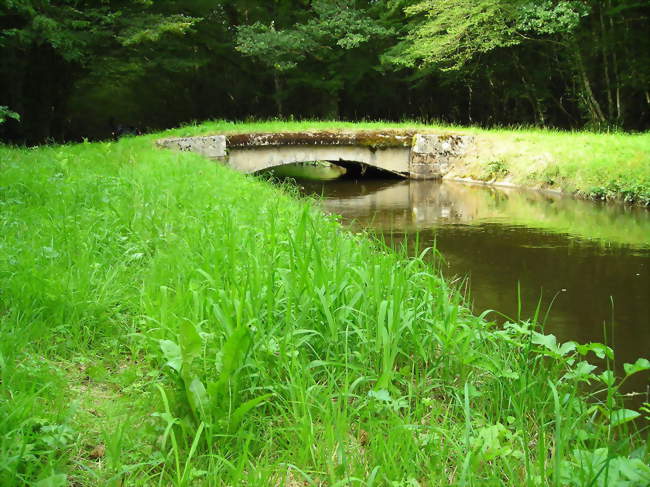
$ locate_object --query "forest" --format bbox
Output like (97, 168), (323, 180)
(1, 0), (649, 144)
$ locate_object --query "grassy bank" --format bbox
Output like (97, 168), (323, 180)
(1, 124), (649, 485)
(448, 129), (650, 206)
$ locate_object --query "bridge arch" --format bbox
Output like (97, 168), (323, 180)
(228, 144), (411, 178)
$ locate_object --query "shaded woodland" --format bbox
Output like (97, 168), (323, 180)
(1, 0), (649, 144)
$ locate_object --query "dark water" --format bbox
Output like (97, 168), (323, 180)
(276, 166), (650, 400)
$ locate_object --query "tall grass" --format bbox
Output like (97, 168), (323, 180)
(0, 126), (648, 485)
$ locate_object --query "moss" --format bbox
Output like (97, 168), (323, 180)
(226, 130), (417, 150)
(354, 131), (415, 149)
(436, 134), (456, 142)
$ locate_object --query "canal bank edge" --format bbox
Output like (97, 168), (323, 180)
(442, 131), (650, 206)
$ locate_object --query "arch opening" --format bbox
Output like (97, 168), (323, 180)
(331, 160), (405, 179)
(255, 160), (406, 181)
(256, 161), (346, 181)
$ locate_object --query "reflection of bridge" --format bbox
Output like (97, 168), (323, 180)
(318, 180), (484, 230)
(157, 131), (474, 180)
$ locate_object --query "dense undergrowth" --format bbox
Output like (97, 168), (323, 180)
(0, 123), (649, 485)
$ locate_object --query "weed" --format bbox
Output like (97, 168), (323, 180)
(482, 159), (509, 180)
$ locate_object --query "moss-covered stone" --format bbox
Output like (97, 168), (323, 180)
(225, 130), (416, 150)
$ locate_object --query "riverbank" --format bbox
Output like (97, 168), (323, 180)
(163, 120), (650, 206)
(447, 129), (650, 206)
(1, 126), (648, 485)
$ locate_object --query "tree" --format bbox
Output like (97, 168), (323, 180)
(383, 0), (650, 127)
(236, 0), (391, 117)
(1, 0), (649, 142)
(0, 0), (201, 142)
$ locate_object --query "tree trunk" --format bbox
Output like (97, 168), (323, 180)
(0, 41), (27, 142)
(273, 72), (283, 117)
(572, 42), (606, 125)
(513, 52), (545, 125)
(599, 5), (614, 121)
(607, 1), (623, 123)
(467, 84), (473, 124)
(324, 91), (340, 119)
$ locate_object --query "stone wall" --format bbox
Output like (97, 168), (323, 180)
(409, 135), (475, 179)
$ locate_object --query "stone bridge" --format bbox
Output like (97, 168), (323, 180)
(157, 131), (474, 179)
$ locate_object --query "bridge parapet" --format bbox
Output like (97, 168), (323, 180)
(157, 131), (474, 179)
(410, 134), (474, 179)
(158, 135), (227, 159)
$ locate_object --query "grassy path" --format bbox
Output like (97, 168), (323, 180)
(0, 124), (648, 485)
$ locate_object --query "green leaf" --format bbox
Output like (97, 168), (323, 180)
(576, 342), (614, 360)
(531, 334), (575, 357)
(532, 332), (557, 351)
(611, 457), (650, 483)
(557, 341), (577, 356)
(497, 368), (520, 380)
(160, 339), (181, 372)
(220, 326), (251, 379)
(610, 409), (640, 427)
(563, 361), (597, 382)
(34, 474), (67, 487)
(186, 376), (208, 419)
(211, 325), (251, 402)
(368, 389), (392, 403)
(227, 393), (273, 432)
(623, 358), (650, 377)
(179, 321), (202, 362)
(0, 106), (20, 124)
(599, 370), (616, 387)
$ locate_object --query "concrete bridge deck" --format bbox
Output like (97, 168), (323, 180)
(157, 131), (474, 179)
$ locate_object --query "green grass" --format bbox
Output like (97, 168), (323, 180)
(444, 129), (650, 206)
(1, 123), (649, 486)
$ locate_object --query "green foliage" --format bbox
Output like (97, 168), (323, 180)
(385, 0), (591, 70)
(517, 0), (590, 35)
(481, 159), (509, 180)
(561, 449), (650, 487)
(236, 0), (391, 69)
(236, 23), (311, 72)
(0, 106), (20, 124)
(3, 0), (650, 141)
(235, 0), (392, 115)
(117, 14), (199, 47)
(385, 0), (520, 69)
(236, 0), (392, 79)
(159, 321), (272, 435)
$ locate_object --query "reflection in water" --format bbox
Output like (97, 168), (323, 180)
(291, 173), (650, 399)
(260, 163), (348, 181)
